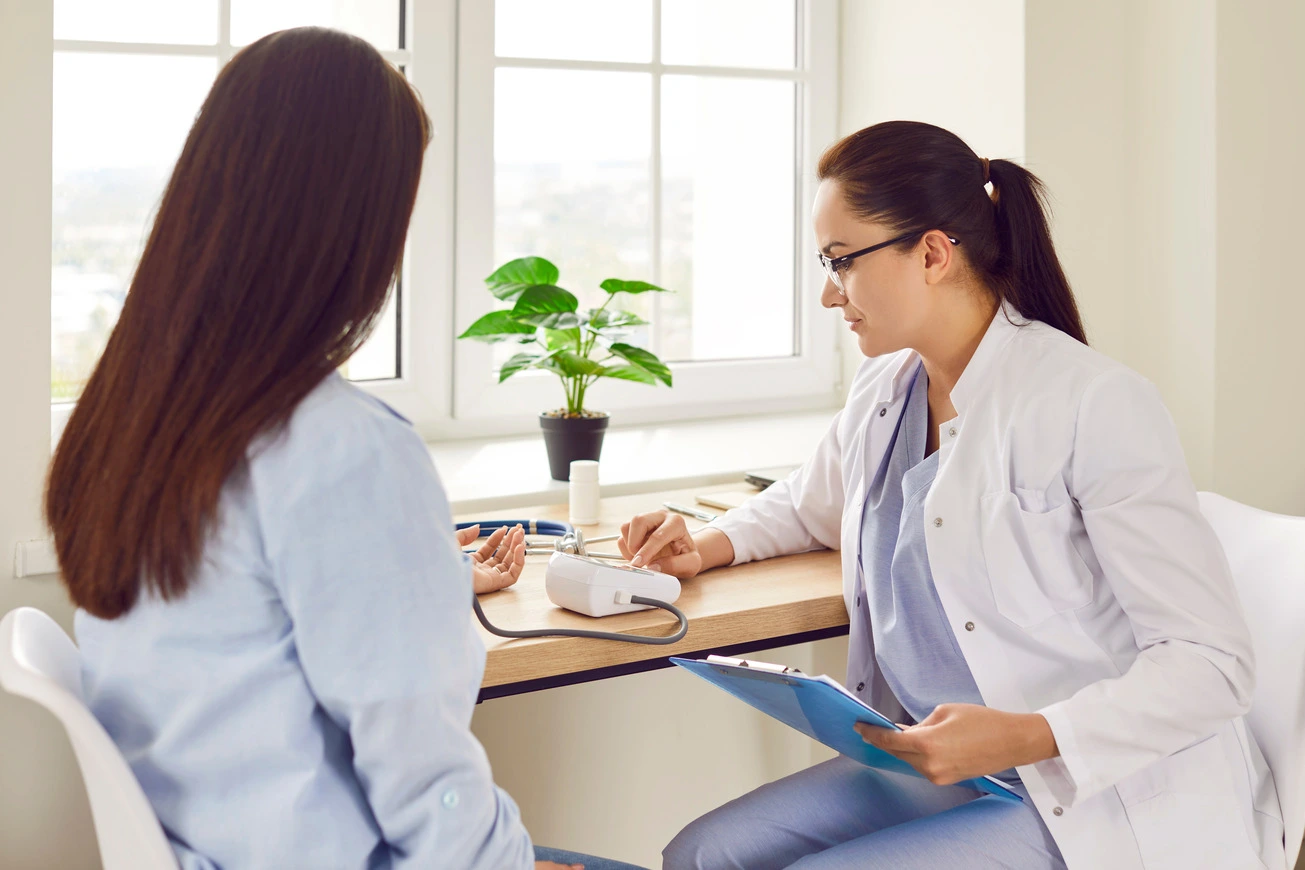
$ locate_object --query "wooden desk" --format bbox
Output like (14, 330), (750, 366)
(466, 486), (848, 701)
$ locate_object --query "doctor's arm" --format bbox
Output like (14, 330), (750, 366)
(1033, 370), (1256, 808)
(621, 407), (848, 578)
(259, 418), (535, 870)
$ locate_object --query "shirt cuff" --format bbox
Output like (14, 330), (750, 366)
(705, 516), (749, 566)
(1035, 700), (1092, 809)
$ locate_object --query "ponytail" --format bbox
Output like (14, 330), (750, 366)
(986, 159), (1086, 343)
(818, 121), (1087, 344)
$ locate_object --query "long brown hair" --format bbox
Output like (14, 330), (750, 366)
(818, 121), (1086, 344)
(46, 28), (431, 619)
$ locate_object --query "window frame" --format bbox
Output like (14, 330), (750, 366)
(437, 0), (841, 435)
(48, 0), (842, 444)
(48, 0), (420, 440)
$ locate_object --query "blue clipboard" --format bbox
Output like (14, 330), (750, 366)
(671, 656), (1022, 803)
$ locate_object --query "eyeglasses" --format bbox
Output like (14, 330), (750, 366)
(819, 232), (959, 295)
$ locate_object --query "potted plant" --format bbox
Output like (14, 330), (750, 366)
(458, 256), (673, 480)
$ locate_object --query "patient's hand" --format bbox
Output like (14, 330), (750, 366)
(618, 509), (703, 580)
(457, 524), (526, 594)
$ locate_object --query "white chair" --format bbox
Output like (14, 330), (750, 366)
(0, 607), (177, 870)
(1199, 492), (1305, 868)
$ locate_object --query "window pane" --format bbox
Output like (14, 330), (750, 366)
(494, 68), (653, 360)
(496, 0), (652, 63)
(661, 0), (796, 70)
(661, 76), (796, 362)
(343, 284), (400, 381)
(231, 0), (401, 50)
(52, 53), (217, 402)
(54, 0), (219, 45)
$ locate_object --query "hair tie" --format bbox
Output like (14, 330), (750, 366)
(980, 157), (991, 184)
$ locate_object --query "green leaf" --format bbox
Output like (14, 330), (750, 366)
(516, 311), (581, 329)
(511, 285), (579, 323)
(541, 350), (605, 378)
(600, 278), (671, 296)
(485, 257), (560, 302)
(598, 364), (658, 384)
(608, 342), (672, 386)
(585, 308), (649, 330)
(457, 310), (536, 342)
(498, 351), (549, 383)
(544, 327), (581, 351)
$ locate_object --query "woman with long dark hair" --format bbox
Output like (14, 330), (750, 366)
(621, 121), (1285, 869)
(47, 27), (637, 870)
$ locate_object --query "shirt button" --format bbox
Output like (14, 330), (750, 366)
(949, 427), (958, 437)
(964, 621), (975, 632)
(1053, 806), (1064, 816)
(856, 682), (866, 692)
(933, 517), (943, 527)
(442, 790), (460, 809)
(879, 407), (888, 417)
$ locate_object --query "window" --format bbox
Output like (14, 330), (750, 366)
(49, 0), (839, 440)
(50, 0), (408, 410)
(450, 0), (839, 427)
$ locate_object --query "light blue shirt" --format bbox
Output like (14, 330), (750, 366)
(76, 373), (534, 870)
(850, 362), (1019, 784)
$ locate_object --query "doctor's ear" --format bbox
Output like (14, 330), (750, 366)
(920, 229), (958, 285)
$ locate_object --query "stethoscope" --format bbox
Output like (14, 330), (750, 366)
(454, 520), (625, 561)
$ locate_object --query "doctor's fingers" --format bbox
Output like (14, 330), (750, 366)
(647, 551), (700, 579)
(855, 722), (930, 756)
(454, 525), (481, 547)
(630, 515), (689, 567)
(623, 510), (670, 553)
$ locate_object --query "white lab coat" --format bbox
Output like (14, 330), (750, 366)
(711, 303), (1286, 869)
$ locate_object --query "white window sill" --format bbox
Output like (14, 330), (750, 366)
(434, 409), (836, 514)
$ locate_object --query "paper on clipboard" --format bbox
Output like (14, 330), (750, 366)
(671, 655), (1022, 803)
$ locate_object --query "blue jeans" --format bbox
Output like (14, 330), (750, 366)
(662, 757), (1066, 869)
(535, 845), (649, 870)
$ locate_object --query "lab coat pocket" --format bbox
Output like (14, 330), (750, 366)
(1116, 734), (1262, 869)
(979, 490), (1094, 627)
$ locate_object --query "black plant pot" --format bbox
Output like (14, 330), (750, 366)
(539, 412), (610, 481)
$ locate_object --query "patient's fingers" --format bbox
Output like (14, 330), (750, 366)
(474, 526), (508, 562)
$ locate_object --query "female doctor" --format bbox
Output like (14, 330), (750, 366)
(621, 121), (1285, 869)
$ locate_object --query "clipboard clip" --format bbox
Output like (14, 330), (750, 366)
(706, 655), (805, 676)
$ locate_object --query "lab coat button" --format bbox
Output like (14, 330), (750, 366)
(933, 517), (943, 527)
(879, 408), (888, 417)
(856, 682), (866, 692)
(442, 790), (460, 809)
(964, 621), (975, 632)
(1053, 806), (1064, 817)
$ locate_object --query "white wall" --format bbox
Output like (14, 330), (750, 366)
(0, 1), (100, 866)
(1212, 0), (1305, 515)
(836, 0), (1026, 390)
(1025, 0), (1218, 487)
(1025, 0), (1304, 516)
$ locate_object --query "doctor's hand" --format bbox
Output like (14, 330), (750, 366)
(457, 524), (526, 594)
(618, 509), (704, 579)
(854, 703), (1059, 786)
